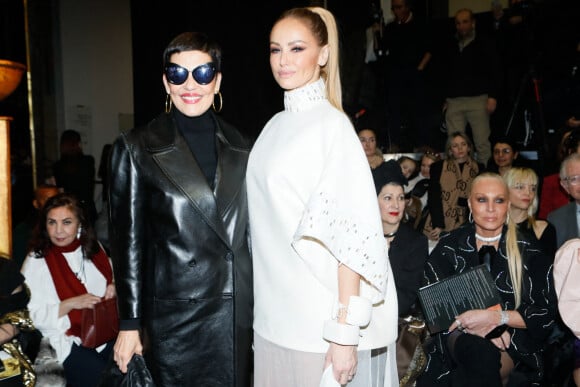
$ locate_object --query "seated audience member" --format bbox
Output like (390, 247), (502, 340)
(407, 150), (440, 231)
(12, 184), (61, 269)
(538, 128), (579, 219)
(505, 167), (574, 385)
(418, 173), (557, 386)
(407, 149), (439, 204)
(548, 152), (580, 248)
(398, 156), (418, 180)
(373, 159), (429, 384)
(553, 238), (580, 387)
(358, 127), (385, 170)
(397, 155), (420, 226)
(21, 193), (115, 387)
(486, 136), (521, 176)
(423, 132), (483, 241)
(373, 159), (428, 316)
(0, 257), (39, 386)
(504, 167), (557, 257)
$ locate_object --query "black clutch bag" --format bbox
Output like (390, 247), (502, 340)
(98, 354), (156, 387)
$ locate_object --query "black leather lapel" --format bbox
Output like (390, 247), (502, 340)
(213, 129), (247, 220)
(152, 131), (230, 247)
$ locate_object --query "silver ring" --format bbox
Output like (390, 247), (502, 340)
(455, 319), (462, 328)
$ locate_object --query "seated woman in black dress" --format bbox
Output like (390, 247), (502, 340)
(417, 172), (557, 387)
(503, 167), (557, 257)
(372, 159), (428, 316)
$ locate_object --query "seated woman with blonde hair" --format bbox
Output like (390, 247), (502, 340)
(503, 167), (557, 257)
(423, 132), (483, 241)
(417, 172), (557, 387)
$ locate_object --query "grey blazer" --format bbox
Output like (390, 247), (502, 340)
(548, 202), (579, 248)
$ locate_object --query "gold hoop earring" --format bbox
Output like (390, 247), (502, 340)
(212, 92), (223, 113)
(165, 94), (172, 114)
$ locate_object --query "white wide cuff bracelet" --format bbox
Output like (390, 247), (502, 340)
(345, 296), (372, 326)
(323, 320), (360, 345)
(332, 296), (373, 327)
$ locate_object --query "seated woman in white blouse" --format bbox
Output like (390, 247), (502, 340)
(21, 192), (115, 387)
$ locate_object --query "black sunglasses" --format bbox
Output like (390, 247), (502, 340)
(164, 62), (216, 85)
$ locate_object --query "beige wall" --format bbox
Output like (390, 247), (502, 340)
(57, 0), (134, 172)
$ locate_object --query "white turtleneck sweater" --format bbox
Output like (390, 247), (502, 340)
(247, 78), (398, 353)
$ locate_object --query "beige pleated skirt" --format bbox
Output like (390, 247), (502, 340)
(253, 333), (388, 387)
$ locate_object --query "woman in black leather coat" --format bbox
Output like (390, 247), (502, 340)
(108, 32), (253, 387)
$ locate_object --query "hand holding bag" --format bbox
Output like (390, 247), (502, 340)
(98, 354), (156, 387)
(80, 297), (119, 348)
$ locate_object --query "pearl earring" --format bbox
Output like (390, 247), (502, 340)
(76, 226), (82, 239)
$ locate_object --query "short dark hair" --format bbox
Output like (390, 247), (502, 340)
(163, 32), (222, 72)
(491, 135), (518, 153)
(59, 129), (82, 157)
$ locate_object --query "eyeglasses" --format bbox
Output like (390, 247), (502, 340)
(563, 175), (580, 186)
(493, 148), (512, 155)
(164, 62), (216, 85)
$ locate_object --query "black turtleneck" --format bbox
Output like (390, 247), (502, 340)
(173, 109), (217, 188)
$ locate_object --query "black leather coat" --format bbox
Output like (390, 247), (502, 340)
(108, 112), (253, 387)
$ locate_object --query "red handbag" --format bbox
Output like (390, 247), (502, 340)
(80, 297), (119, 348)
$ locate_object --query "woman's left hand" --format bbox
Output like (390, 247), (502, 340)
(490, 329), (511, 351)
(448, 309), (501, 338)
(104, 283), (116, 299)
(324, 342), (357, 385)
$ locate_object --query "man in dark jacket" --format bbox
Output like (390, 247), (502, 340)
(381, 0), (432, 150)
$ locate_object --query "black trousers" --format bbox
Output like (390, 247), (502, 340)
(448, 332), (502, 387)
(63, 341), (114, 387)
(417, 332), (503, 387)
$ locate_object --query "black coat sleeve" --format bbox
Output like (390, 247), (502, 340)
(427, 160), (445, 229)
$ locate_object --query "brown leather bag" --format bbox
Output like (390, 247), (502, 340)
(80, 297), (119, 348)
(397, 315), (428, 387)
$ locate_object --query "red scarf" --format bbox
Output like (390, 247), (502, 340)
(44, 239), (113, 337)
